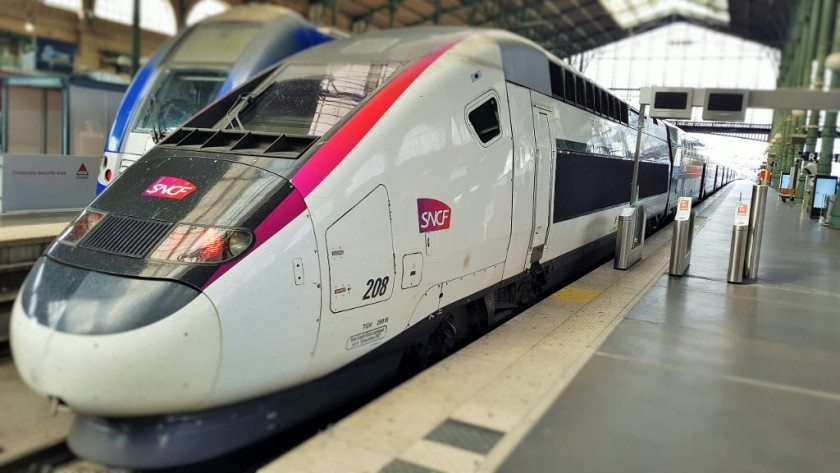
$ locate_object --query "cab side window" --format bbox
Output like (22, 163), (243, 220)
(468, 97), (501, 144)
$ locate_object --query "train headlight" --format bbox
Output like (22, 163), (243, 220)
(58, 210), (106, 245)
(149, 225), (253, 264)
(227, 231), (251, 256)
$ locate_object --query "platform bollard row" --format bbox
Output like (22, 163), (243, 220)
(728, 185), (768, 284)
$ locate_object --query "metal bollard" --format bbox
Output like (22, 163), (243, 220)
(668, 211), (695, 276)
(615, 206), (646, 270)
(727, 224), (749, 283)
(822, 195), (835, 227)
(744, 185), (768, 280)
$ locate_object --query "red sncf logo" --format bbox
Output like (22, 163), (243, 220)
(143, 176), (196, 200)
(417, 198), (451, 233)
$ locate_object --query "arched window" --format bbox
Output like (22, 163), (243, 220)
(42, 0), (83, 14)
(186, 0), (230, 26)
(94, 0), (177, 36)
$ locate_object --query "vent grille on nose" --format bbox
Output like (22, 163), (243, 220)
(80, 215), (173, 258)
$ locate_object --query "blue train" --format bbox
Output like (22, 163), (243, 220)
(97, 4), (338, 193)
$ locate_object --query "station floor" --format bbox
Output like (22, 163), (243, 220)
(266, 181), (840, 473)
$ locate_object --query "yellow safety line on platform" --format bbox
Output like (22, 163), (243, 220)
(550, 287), (602, 303)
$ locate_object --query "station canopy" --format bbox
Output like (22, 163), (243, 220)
(317, 0), (795, 58)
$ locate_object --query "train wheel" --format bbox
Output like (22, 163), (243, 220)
(400, 311), (461, 370)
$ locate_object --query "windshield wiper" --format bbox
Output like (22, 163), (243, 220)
(146, 96), (164, 143)
(225, 93), (255, 131)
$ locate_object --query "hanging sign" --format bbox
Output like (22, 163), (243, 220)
(36, 37), (76, 74)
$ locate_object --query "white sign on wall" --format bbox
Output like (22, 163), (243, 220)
(1, 154), (98, 212)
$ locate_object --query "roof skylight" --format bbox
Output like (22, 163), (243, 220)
(600, 0), (730, 29)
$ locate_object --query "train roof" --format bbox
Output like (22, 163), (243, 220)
(202, 4), (301, 24)
(283, 27), (479, 64)
(279, 27), (565, 69)
(282, 27), (627, 117)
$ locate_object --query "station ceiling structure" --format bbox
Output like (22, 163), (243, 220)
(191, 0), (797, 58)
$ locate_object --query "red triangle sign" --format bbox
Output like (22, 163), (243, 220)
(77, 163), (89, 176)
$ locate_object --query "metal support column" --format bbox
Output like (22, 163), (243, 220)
(790, 1), (814, 193)
(131, 0), (140, 77)
(819, 3), (840, 176)
(615, 104), (648, 270)
(804, 0), (835, 161)
(822, 4), (840, 228)
(781, 0), (808, 193)
(389, 0), (398, 28)
(769, 47), (792, 188)
(772, 37), (796, 189)
(630, 105), (647, 206)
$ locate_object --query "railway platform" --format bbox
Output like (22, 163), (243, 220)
(1, 211), (75, 346)
(0, 211), (76, 467)
(0, 211), (74, 248)
(263, 180), (840, 473)
(0, 358), (74, 467)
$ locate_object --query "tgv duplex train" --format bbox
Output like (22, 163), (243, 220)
(13, 28), (733, 467)
(96, 4), (336, 193)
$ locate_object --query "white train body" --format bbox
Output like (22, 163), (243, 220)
(11, 28), (731, 467)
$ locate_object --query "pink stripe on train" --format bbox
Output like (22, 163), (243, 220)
(203, 39), (463, 289)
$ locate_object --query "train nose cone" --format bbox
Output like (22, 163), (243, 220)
(11, 257), (222, 416)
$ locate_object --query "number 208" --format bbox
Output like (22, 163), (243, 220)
(363, 277), (389, 300)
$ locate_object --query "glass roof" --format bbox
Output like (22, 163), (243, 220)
(600, 0), (730, 29)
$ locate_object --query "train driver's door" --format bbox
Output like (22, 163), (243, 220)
(527, 106), (554, 267)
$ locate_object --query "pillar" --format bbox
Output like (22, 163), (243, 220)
(131, 0), (141, 77)
(793, 0), (815, 202)
(822, 7), (840, 228)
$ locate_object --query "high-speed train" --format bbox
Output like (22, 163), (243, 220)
(96, 4), (337, 194)
(12, 28), (733, 467)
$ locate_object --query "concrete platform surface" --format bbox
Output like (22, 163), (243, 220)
(500, 181), (840, 473)
(0, 210), (76, 245)
(0, 359), (73, 465)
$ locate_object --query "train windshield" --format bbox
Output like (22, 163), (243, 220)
(134, 22), (262, 135)
(223, 62), (403, 136)
(136, 68), (229, 133)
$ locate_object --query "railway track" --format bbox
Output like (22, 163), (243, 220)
(0, 442), (76, 473)
(0, 383), (397, 473)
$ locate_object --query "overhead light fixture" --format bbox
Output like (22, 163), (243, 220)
(24, 17), (35, 33)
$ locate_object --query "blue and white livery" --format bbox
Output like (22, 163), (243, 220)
(97, 4), (337, 193)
